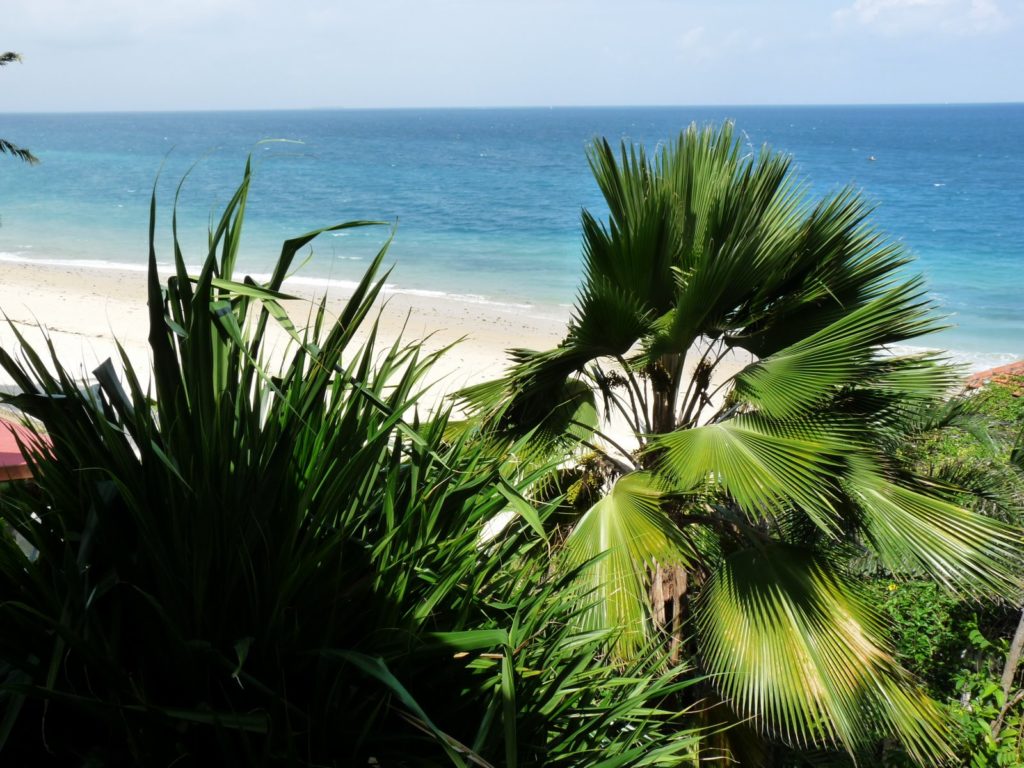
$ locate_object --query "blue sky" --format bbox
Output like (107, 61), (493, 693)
(3, 0), (1021, 111)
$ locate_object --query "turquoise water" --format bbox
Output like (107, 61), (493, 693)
(1, 105), (1021, 366)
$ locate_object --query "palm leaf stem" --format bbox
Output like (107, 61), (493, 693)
(677, 353), (710, 427)
(568, 420), (638, 473)
(649, 355), (677, 435)
(678, 337), (726, 428)
(693, 346), (755, 426)
(589, 364), (643, 442)
(702, 343), (741, 400)
(665, 352), (688, 430)
(603, 382), (645, 439)
(615, 355), (653, 435)
(709, 401), (745, 426)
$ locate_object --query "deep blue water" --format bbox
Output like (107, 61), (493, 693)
(1, 105), (1021, 366)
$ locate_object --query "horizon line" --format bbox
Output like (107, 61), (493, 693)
(6, 100), (1024, 116)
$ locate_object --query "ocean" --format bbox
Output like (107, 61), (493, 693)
(1, 105), (1021, 368)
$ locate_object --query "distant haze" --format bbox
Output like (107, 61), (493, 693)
(3, 0), (1022, 112)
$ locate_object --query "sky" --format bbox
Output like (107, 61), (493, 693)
(2, 0), (1021, 111)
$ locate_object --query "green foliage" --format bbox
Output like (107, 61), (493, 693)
(898, 386), (1024, 516)
(461, 121), (1024, 763)
(0, 165), (703, 765)
(948, 624), (1024, 768)
(876, 376), (1024, 766)
(868, 580), (962, 690)
(973, 377), (1024, 427)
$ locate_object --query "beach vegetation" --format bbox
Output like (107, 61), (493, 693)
(0, 166), (705, 765)
(0, 122), (1022, 766)
(460, 121), (1024, 764)
(879, 380), (1024, 766)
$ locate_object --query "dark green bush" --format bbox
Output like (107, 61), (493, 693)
(0, 166), (702, 766)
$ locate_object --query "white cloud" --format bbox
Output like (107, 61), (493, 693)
(4, 0), (1022, 109)
(677, 25), (707, 50)
(674, 25), (714, 62)
(7, 0), (248, 44)
(966, 0), (1007, 31)
(838, 0), (947, 25)
(833, 0), (1009, 34)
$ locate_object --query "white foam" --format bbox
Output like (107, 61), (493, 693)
(0, 252), (158, 273)
(280, 273), (535, 310)
(277, 274), (361, 292)
(883, 343), (1020, 372)
(24, 254), (1008, 362)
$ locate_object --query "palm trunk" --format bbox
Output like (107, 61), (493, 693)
(650, 353), (683, 435)
(650, 563), (688, 664)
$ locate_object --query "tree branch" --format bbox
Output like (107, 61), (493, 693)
(993, 605), (1024, 739)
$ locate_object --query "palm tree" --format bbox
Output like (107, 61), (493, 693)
(460, 122), (1024, 763)
(1, 52), (37, 164)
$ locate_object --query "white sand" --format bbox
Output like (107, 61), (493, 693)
(0, 260), (752, 459)
(0, 260), (568, 395)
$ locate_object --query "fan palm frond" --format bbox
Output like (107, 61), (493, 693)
(846, 458), (1023, 598)
(696, 545), (952, 762)
(561, 472), (694, 657)
(733, 280), (944, 418)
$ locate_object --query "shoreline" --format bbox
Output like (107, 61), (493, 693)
(0, 259), (1014, 410)
(0, 260), (570, 401)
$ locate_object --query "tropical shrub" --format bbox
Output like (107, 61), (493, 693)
(946, 618), (1024, 768)
(884, 380), (1024, 766)
(0, 165), (702, 766)
(460, 121), (1024, 763)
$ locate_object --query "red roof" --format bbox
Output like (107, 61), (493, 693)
(0, 416), (50, 482)
(965, 361), (1024, 391)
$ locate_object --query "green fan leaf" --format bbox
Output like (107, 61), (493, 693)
(733, 281), (944, 418)
(696, 545), (952, 762)
(846, 459), (1024, 599)
(562, 472), (692, 657)
(651, 413), (853, 534)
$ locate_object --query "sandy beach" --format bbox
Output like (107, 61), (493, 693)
(0, 260), (570, 400)
(0, 259), (760, 462)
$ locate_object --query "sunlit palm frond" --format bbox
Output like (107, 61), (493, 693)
(733, 279), (943, 418)
(867, 353), (962, 401)
(696, 545), (952, 763)
(561, 472), (693, 657)
(579, 186), (677, 317)
(845, 458), (1023, 599)
(641, 134), (808, 361)
(731, 200), (906, 350)
(651, 413), (854, 534)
